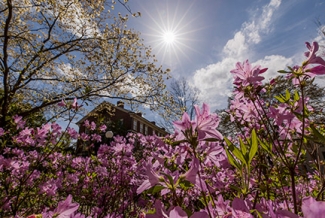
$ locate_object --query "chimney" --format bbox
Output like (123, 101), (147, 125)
(136, 112), (142, 117)
(151, 121), (156, 125)
(117, 101), (124, 108)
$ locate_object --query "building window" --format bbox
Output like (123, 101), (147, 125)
(153, 130), (155, 135)
(145, 125), (148, 135)
(120, 119), (124, 125)
(140, 123), (143, 133)
(133, 119), (137, 130)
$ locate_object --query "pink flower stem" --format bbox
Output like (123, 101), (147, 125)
(290, 168), (298, 214)
(253, 96), (289, 167)
(192, 147), (213, 218)
(292, 78), (307, 214)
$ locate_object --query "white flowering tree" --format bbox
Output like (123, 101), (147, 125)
(0, 0), (171, 127)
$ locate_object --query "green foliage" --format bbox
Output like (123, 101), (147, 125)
(224, 129), (259, 196)
(248, 129), (258, 165)
(0, 90), (46, 129)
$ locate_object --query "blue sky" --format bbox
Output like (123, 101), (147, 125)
(116, 0), (325, 111)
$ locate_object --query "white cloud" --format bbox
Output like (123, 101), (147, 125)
(190, 0), (291, 110)
(191, 58), (236, 109)
(223, 0), (281, 59)
(253, 55), (293, 81)
(223, 32), (248, 58)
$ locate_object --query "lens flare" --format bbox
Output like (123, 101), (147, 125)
(163, 31), (176, 44)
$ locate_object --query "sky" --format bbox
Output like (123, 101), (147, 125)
(115, 0), (325, 112)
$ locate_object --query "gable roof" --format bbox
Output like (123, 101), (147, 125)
(76, 101), (129, 125)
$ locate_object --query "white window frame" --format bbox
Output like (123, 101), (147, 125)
(144, 125), (148, 135)
(133, 119), (137, 130)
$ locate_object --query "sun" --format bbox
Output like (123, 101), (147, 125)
(138, 1), (202, 67)
(163, 31), (176, 44)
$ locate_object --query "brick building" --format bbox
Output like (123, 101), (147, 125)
(77, 101), (168, 136)
(76, 101), (168, 154)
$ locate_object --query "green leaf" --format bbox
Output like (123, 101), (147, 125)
(258, 138), (272, 153)
(149, 185), (165, 195)
(229, 184), (242, 193)
(225, 137), (247, 166)
(285, 89), (290, 101)
(161, 172), (174, 186)
(146, 209), (156, 215)
(203, 138), (219, 142)
(310, 125), (325, 143)
(250, 209), (263, 218)
(179, 179), (193, 190)
(248, 129), (258, 164)
(239, 137), (247, 155)
(294, 90), (300, 102)
(241, 187), (248, 195)
(225, 145), (241, 170)
(278, 70), (289, 74)
(171, 140), (188, 146)
(287, 66), (293, 71)
(274, 96), (285, 103)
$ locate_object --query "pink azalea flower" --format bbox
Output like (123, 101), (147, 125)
(44, 195), (79, 218)
(231, 198), (251, 214)
(99, 124), (107, 132)
(137, 163), (161, 194)
(305, 65), (325, 76)
(91, 133), (102, 142)
(215, 195), (231, 216)
(230, 60), (267, 87)
(58, 99), (66, 107)
(71, 213), (87, 218)
(302, 196), (325, 218)
(304, 41), (325, 66)
(169, 207), (188, 218)
(71, 98), (81, 110)
(204, 144), (225, 166)
(297, 41), (325, 79)
(146, 201), (208, 218)
(67, 127), (79, 139)
(145, 200), (168, 218)
(13, 115), (26, 129)
(268, 105), (295, 126)
(84, 120), (90, 128)
(173, 112), (195, 133)
(36, 123), (51, 140)
(190, 211), (209, 218)
(90, 121), (96, 131)
(275, 210), (299, 218)
(173, 103), (222, 141)
(80, 132), (90, 141)
(194, 103), (223, 140)
(182, 157), (199, 184)
(0, 128), (5, 136)
(53, 195), (79, 217)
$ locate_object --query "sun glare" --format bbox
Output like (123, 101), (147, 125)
(163, 31), (176, 44)
(139, 1), (201, 67)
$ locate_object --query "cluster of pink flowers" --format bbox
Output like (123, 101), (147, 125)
(1, 41), (325, 217)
